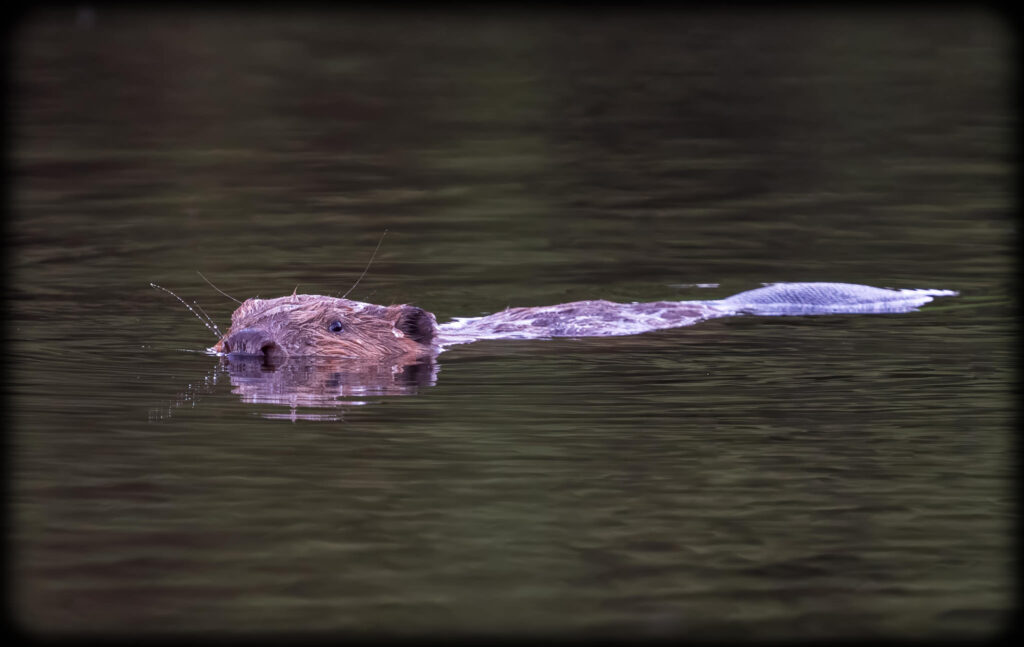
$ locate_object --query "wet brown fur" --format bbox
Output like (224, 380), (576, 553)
(213, 294), (436, 360)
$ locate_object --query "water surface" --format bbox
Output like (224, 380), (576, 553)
(10, 9), (1014, 638)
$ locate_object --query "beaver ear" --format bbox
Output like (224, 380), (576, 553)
(395, 306), (435, 344)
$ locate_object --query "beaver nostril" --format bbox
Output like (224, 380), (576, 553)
(256, 342), (286, 367)
(260, 342), (285, 361)
(224, 328), (281, 358)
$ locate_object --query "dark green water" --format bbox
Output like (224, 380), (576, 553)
(10, 9), (1014, 638)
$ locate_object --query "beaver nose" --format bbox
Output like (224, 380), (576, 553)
(221, 328), (286, 361)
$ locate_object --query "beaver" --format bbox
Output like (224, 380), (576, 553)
(211, 282), (957, 361)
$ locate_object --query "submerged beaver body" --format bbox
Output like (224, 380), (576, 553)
(212, 282), (957, 362)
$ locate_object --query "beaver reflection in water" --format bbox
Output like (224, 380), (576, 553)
(212, 282), (957, 362)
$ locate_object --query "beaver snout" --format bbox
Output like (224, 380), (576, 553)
(221, 328), (287, 362)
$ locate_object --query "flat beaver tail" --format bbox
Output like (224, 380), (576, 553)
(717, 282), (958, 315)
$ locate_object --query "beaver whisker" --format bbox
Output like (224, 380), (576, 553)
(340, 230), (387, 300)
(197, 271), (242, 305)
(191, 300), (222, 337)
(150, 283), (222, 338)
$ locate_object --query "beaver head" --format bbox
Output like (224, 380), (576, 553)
(212, 294), (437, 361)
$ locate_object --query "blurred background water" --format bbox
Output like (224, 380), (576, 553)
(9, 8), (1014, 638)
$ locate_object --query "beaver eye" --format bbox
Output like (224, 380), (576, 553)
(328, 320), (344, 333)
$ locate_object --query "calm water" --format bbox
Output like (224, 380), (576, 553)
(10, 9), (1014, 638)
